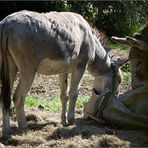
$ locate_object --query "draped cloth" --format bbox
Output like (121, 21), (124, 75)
(84, 86), (148, 128)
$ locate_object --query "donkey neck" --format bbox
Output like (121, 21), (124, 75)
(88, 37), (112, 76)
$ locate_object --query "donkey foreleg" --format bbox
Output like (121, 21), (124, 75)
(13, 71), (35, 131)
(59, 73), (69, 125)
(67, 66), (86, 124)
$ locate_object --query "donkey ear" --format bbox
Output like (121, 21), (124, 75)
(126, 36), (148, 52)
(111, 36), (129, 45)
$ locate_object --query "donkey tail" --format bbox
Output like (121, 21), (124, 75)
(0, 23), (11, 113)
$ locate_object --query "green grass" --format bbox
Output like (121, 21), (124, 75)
(108, 43), (130, 51)
(25, 97), (61, 113)
(122, 71), (131, 84)
(76, 96), (89, 108)
(25, 95), (90, 113)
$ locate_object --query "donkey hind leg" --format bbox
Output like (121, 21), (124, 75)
(67, 66), (86, 124)
(59, 73), (69, 125)
(13, 71), (35, 131)
(2, 55), (17, 136)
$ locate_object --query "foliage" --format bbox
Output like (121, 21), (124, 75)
(94, 1), (147, 37)
(0, 1), (147, 40)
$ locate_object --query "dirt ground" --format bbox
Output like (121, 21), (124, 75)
(1, 107), (148, 148)
(0, 50), (148, 147)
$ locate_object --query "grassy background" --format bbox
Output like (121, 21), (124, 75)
(25, 95), (89, 113)
(108, 43), (131, 51)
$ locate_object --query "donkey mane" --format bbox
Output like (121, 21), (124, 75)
(91, 26), (110, 48)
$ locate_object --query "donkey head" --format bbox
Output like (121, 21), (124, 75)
(84, 58), (124, 117)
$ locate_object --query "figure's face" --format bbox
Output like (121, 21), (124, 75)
(129, 48), (148, 89)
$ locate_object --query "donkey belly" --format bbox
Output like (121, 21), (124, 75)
(37, 58), (71, 75)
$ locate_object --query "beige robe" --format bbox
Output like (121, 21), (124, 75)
(84, 86), (148, 128)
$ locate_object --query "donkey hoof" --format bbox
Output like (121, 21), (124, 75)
(61, 121), (69, 127)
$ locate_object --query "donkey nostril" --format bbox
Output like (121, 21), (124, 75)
(93, 88), (100, 95)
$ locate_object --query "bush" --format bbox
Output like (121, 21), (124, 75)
(94, 1), (147, 37)
(0, 1), (147, 38)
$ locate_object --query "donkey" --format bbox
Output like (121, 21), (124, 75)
(0, 10), (121, 136)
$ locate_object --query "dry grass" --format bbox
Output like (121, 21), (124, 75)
(0, 107), (148, 147)
(97, 135), (129, 147)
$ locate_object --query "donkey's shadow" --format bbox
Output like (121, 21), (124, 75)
(46, 117), (108, 140)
